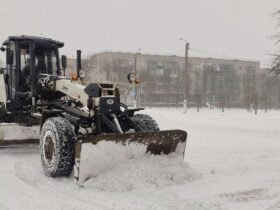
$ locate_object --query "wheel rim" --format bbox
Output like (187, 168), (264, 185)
(42, 130), (56, 167)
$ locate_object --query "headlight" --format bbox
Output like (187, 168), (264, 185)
(79, 69), (87, 79)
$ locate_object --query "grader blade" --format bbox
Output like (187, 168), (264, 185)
(74, 129), (187, 184)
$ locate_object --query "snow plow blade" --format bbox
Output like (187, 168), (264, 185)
(74, 129), (187, 184)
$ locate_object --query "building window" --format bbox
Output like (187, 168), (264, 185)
(156, 68), (164, 75)
(170, 69), (178, 77)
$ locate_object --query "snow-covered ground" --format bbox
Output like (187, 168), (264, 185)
(1, 108), (280, 210)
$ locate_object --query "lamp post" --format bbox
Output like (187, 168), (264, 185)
(179, 38), (190, 113)
(134, 48), (141, 107)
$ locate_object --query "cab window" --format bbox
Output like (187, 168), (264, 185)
(35, 47), (58, 75)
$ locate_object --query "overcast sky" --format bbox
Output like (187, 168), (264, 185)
(0, 0), (279, 67)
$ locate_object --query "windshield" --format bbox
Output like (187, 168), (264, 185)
(35, 47), (58, 75)
(20, 45), (59, 76)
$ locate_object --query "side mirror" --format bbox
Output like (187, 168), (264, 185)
(6, 48), (13, 65)
(61, 55), (67, 69)
(0, 47), (5, 52)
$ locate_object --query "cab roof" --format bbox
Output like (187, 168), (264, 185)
(3, 35), (64, 48)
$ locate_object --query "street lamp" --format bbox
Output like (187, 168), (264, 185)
(179, 38), (190, 113)
(134, 48), (141, 107)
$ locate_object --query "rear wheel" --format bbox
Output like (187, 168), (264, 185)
(40, 117), (76, 177)
(131, 114), (159, 132)
(132, 114), (163, 154)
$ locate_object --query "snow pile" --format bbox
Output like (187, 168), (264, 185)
(85, 155), (199, 192)
(79, 141), (198, 192)
(0, 124), (39, 140)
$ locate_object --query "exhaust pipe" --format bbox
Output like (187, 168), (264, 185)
(77, 50), (82, 78)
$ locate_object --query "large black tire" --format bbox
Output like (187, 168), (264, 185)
(0, 103), (6, 123)
(40, 117), (76, 177)
(131, 114), (160, 132)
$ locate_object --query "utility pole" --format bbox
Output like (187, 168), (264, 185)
(180, 38), (190, 113)
(133, 56), (137, 107)
(185, 42), (190, 107)
(134, 48), (141, 107)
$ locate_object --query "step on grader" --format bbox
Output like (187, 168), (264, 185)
(0, 36), (187, 183)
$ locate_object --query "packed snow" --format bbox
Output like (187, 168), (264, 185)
(1, 108), (280, 210)
(0, 124), (39, 140)
(78, 141), (190, 186)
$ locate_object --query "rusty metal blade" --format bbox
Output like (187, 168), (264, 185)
(74, 129), (187, 184)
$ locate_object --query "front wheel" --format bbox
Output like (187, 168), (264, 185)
(131, 114), (159, 132)
(40, 117), (76, 177)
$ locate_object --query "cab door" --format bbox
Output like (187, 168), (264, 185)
(5, 42), (16, 108)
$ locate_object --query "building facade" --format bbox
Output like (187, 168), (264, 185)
(83, 52), (278, 108)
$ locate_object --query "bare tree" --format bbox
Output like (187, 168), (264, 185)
(252, 92), (258, 114)
(217, 74), (225, 112)
(175, 69), (183, 108)
(221, 65), (239, 109)
(202, 65), (217, 109)
(201, 67), (209, 106)
(271, 10), (280, 74)
(102, 60), (113, 81)
(194, 71), (201, 112)
(242, 69), (256, 111)
(139, 70), (157, 107)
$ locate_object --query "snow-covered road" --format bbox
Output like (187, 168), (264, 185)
(1, 108), (280, 210)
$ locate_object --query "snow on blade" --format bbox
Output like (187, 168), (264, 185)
(77, 141), (147, 183)
(76, 140), (194, 188)
(84, 153), (198, 192)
